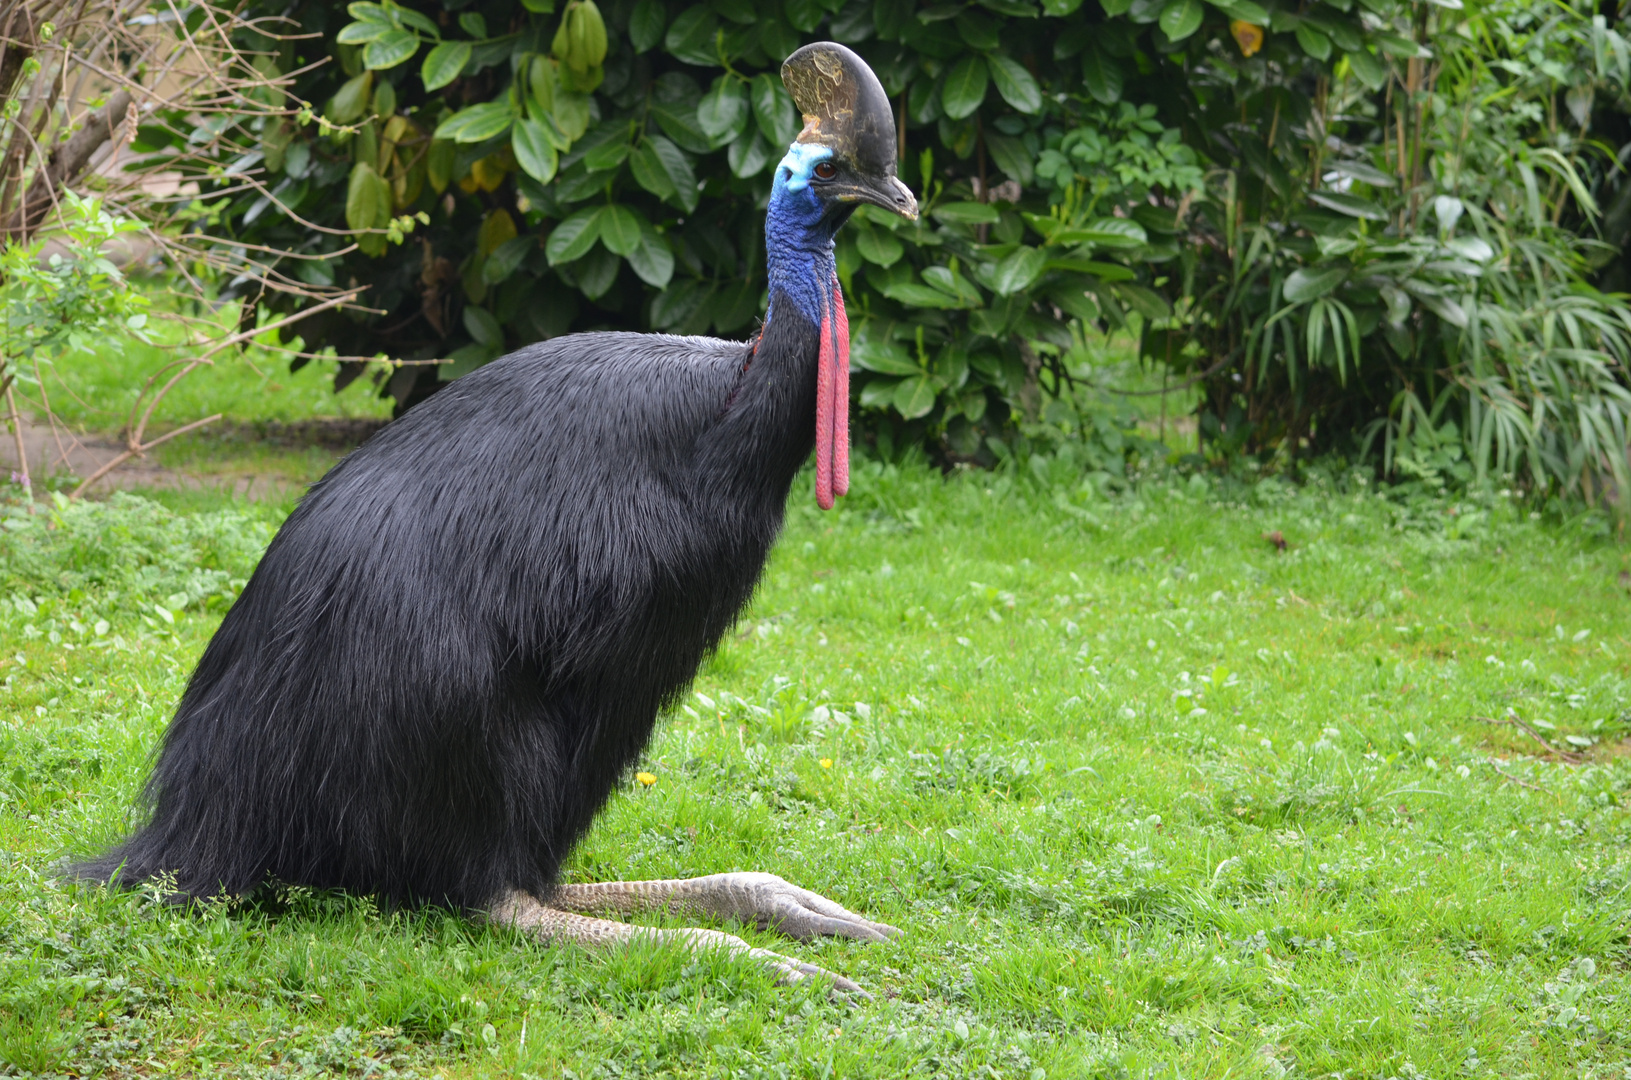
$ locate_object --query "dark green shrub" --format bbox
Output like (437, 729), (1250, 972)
(153, 0), (1631, 496)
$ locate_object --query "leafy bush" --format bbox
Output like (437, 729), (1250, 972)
(165, 0), (1631, 497)
(191, 0), (1353, 440)
(1166, 0), (1631, 500)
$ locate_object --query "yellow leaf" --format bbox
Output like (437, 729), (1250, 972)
(478, 209), (518, 258)
(1231, 20), (1264, 57)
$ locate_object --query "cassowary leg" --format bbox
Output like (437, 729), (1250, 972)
(489, 888), (874, 995)
(549, 872), (901, 942)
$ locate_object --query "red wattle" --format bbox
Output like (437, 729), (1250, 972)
(815, 309), (836, 511)
(831, 279), (850, 498)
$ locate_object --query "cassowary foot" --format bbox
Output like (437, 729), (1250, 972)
(550, 872), (902, 943)
(490, 889), (876, 997)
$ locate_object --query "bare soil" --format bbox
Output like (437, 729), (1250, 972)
(5, 414), (386, 500)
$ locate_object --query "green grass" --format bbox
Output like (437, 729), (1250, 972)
(22, 296), (392, 497)
(34, 295), (393, 434)
(2, 465), (1629, 1078)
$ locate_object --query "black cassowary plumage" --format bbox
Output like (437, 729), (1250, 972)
(79, 317), (818, 908)
(76, 44), (918, 944)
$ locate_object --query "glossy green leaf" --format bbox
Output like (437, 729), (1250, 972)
(553, 93), (592, 142)
(346, 2), (392, 24)
(983, 247), (1048, 295)
(463, 304), (503, 347)
(727, 131), (772, 177)
(626, 221), (675, 288)
(924, 265), (984, 306)
(1324, 159), (1396, 187)
(1048, 283), (1101, 321)
(783, 0), (823, 31)
(545, 206), (604, 265)
(1076, 217), (1148, 247)
(1282, 265), (1348, 302)
(852, 336), (921, 375)
(1211, 0), (1268, 22)
(859, 378), (899, 410)
(881, 281), (964, 308)
(421, 41), (471, 91)
(575, 245), (620, 300)
(1080, 46), (1123, 104)
(1115, 283), (1171, 321)
(1345, 49), (1388, 90)
(396, 7), (440, 35)
(1295, 25), (1332, 61)
(629, 0), (668, 52)
(1158, 0), (1203, 41)
(345, 162), (389, 232)
(856, 226), (905, 267)
(751, 74), (798, 147)
(583, 138), (631, 172)
(337, 21), (392, 45)
(893, 374), (941, 419)
(482, 236), (533, 285)
(982, 133), (1033, 186)
(1045, 257), (1136, 281)
(364, 29), (420, 69)
(648, 135), (698, 211)
(697, 76), (749, 144)
(599, 205), (644, 256)
(1308, 190), (1388, 220)
(1381, 283), (1411, 327)
(328, 71), (373, 124)
(434, 101), (516, 142)
(1415, 289), (1468, 328)
(511, 118), (559, 183)
(1447, 236), (1494, 263)
(1374, 32), (1423, 58)
(650, 280), (711, 329)
(940, 56), (989, 120)
(665, 7), (721, 66)
(629, 138), (676, 200)
(987, 55), (1042, 114)
(932, 201), (1001, 226)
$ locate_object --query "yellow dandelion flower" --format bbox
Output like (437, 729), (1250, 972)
(819, 758), (833, 769)
(636, 771), (657, 787)
(1231, 20), (1264, 57)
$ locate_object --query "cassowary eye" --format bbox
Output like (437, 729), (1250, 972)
(813, 161), (837, 180)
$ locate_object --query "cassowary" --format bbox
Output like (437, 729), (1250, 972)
(76, 42), (917, 994)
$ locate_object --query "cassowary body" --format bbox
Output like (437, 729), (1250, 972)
(79, 43), (916, 993)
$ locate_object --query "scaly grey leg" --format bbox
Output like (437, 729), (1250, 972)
(549, 872), (902, 943)
(489, 889), (873, 996)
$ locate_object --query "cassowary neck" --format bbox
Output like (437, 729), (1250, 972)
(694, 180), (843, 504)
(763, 180), (840, 331)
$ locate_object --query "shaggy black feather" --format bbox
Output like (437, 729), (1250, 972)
(74, 310), (821, 909)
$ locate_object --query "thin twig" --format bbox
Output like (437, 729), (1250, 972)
(1474, 712), (1586, 764)
(4, 380), (32, 507)
(68, 412), (222, 499)
(1491, 763), (1555, 798)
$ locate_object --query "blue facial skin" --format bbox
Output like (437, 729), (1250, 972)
(764, 143), (838, 329)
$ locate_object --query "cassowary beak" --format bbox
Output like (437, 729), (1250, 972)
(846, 175), (918, 221)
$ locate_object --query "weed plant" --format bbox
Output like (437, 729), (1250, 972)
(2, 464), (1629, 1077)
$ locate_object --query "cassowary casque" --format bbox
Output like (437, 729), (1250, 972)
(76, 42), (917, 994)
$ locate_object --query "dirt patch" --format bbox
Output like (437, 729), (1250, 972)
(5, 414), (387, 500)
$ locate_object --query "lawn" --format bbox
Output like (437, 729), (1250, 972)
(2, 458), (1629, 1078)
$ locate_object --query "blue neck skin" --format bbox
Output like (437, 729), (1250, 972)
(764, 143), (839, 330)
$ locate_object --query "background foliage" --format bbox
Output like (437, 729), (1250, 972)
(170, 0), (1631, 499)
